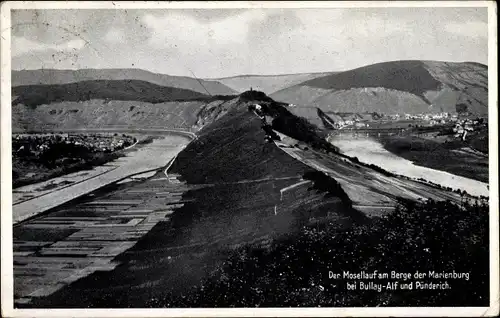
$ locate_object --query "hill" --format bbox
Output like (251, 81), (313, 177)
(12, 68), (238, 95)
(271, 60), (488, 115)
(208, 72), (335, 95)
(30, 91), (360, 307)
(12, 98), (235, 132)
(11, 80), (228, 109)
(29, 91), (486, 308)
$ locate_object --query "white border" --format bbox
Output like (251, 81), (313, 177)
(1, 1), (498, 317)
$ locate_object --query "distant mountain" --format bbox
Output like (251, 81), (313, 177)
(12, 68), (238, 96)
(271, 61), (488, 115)
(11, 80), (224, 108)
(12, 98), (233, 133)
(208, 72), (335, 95)
(11, 79), (237, 132)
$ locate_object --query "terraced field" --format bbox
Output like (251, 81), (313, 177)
(270, 60), (487, 115)
(14, 173), (190, 306)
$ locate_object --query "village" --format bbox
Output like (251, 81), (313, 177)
(326, 110), (486, 134)
(12, 133), (137, 188)
(13, 133), (136, 156)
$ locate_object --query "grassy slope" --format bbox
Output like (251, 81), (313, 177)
(11, 78), (238, 132)
(12, 68), (238, 95)
(271, 61), (488, 115)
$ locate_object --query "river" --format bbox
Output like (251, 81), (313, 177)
(13, 133), (192, 224)
(329, 136), (489, 197)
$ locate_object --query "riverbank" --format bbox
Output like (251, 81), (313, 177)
(12, 133), (137, 188)
(329, 136), (489, 197)
(12, 133), (192, 224)
(377, 134), (488, 183)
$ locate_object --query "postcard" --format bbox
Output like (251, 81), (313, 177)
(1, 1), (498, 317)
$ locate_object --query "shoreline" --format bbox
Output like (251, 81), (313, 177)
(12, 132), (194, 224)
(329, 136), (489, 198)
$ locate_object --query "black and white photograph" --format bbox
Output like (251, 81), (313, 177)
(1, 1), (498, 316)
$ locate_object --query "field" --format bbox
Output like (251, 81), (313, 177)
(19, 154), (356, 308)
(13, 172), (190, 306)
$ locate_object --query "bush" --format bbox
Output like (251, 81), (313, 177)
(158, 199), (489, 307)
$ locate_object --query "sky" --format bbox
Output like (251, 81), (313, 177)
(10, 7), (489, 78)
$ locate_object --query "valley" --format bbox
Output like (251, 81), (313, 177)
(9, 59), (491, 308)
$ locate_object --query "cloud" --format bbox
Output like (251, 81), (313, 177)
(10, 8), (489, 77)
(444, 21), (488, 38)
(142, 10), (267, 50)
(12, 35), (86, 57)
(104, 28), (126, 44)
